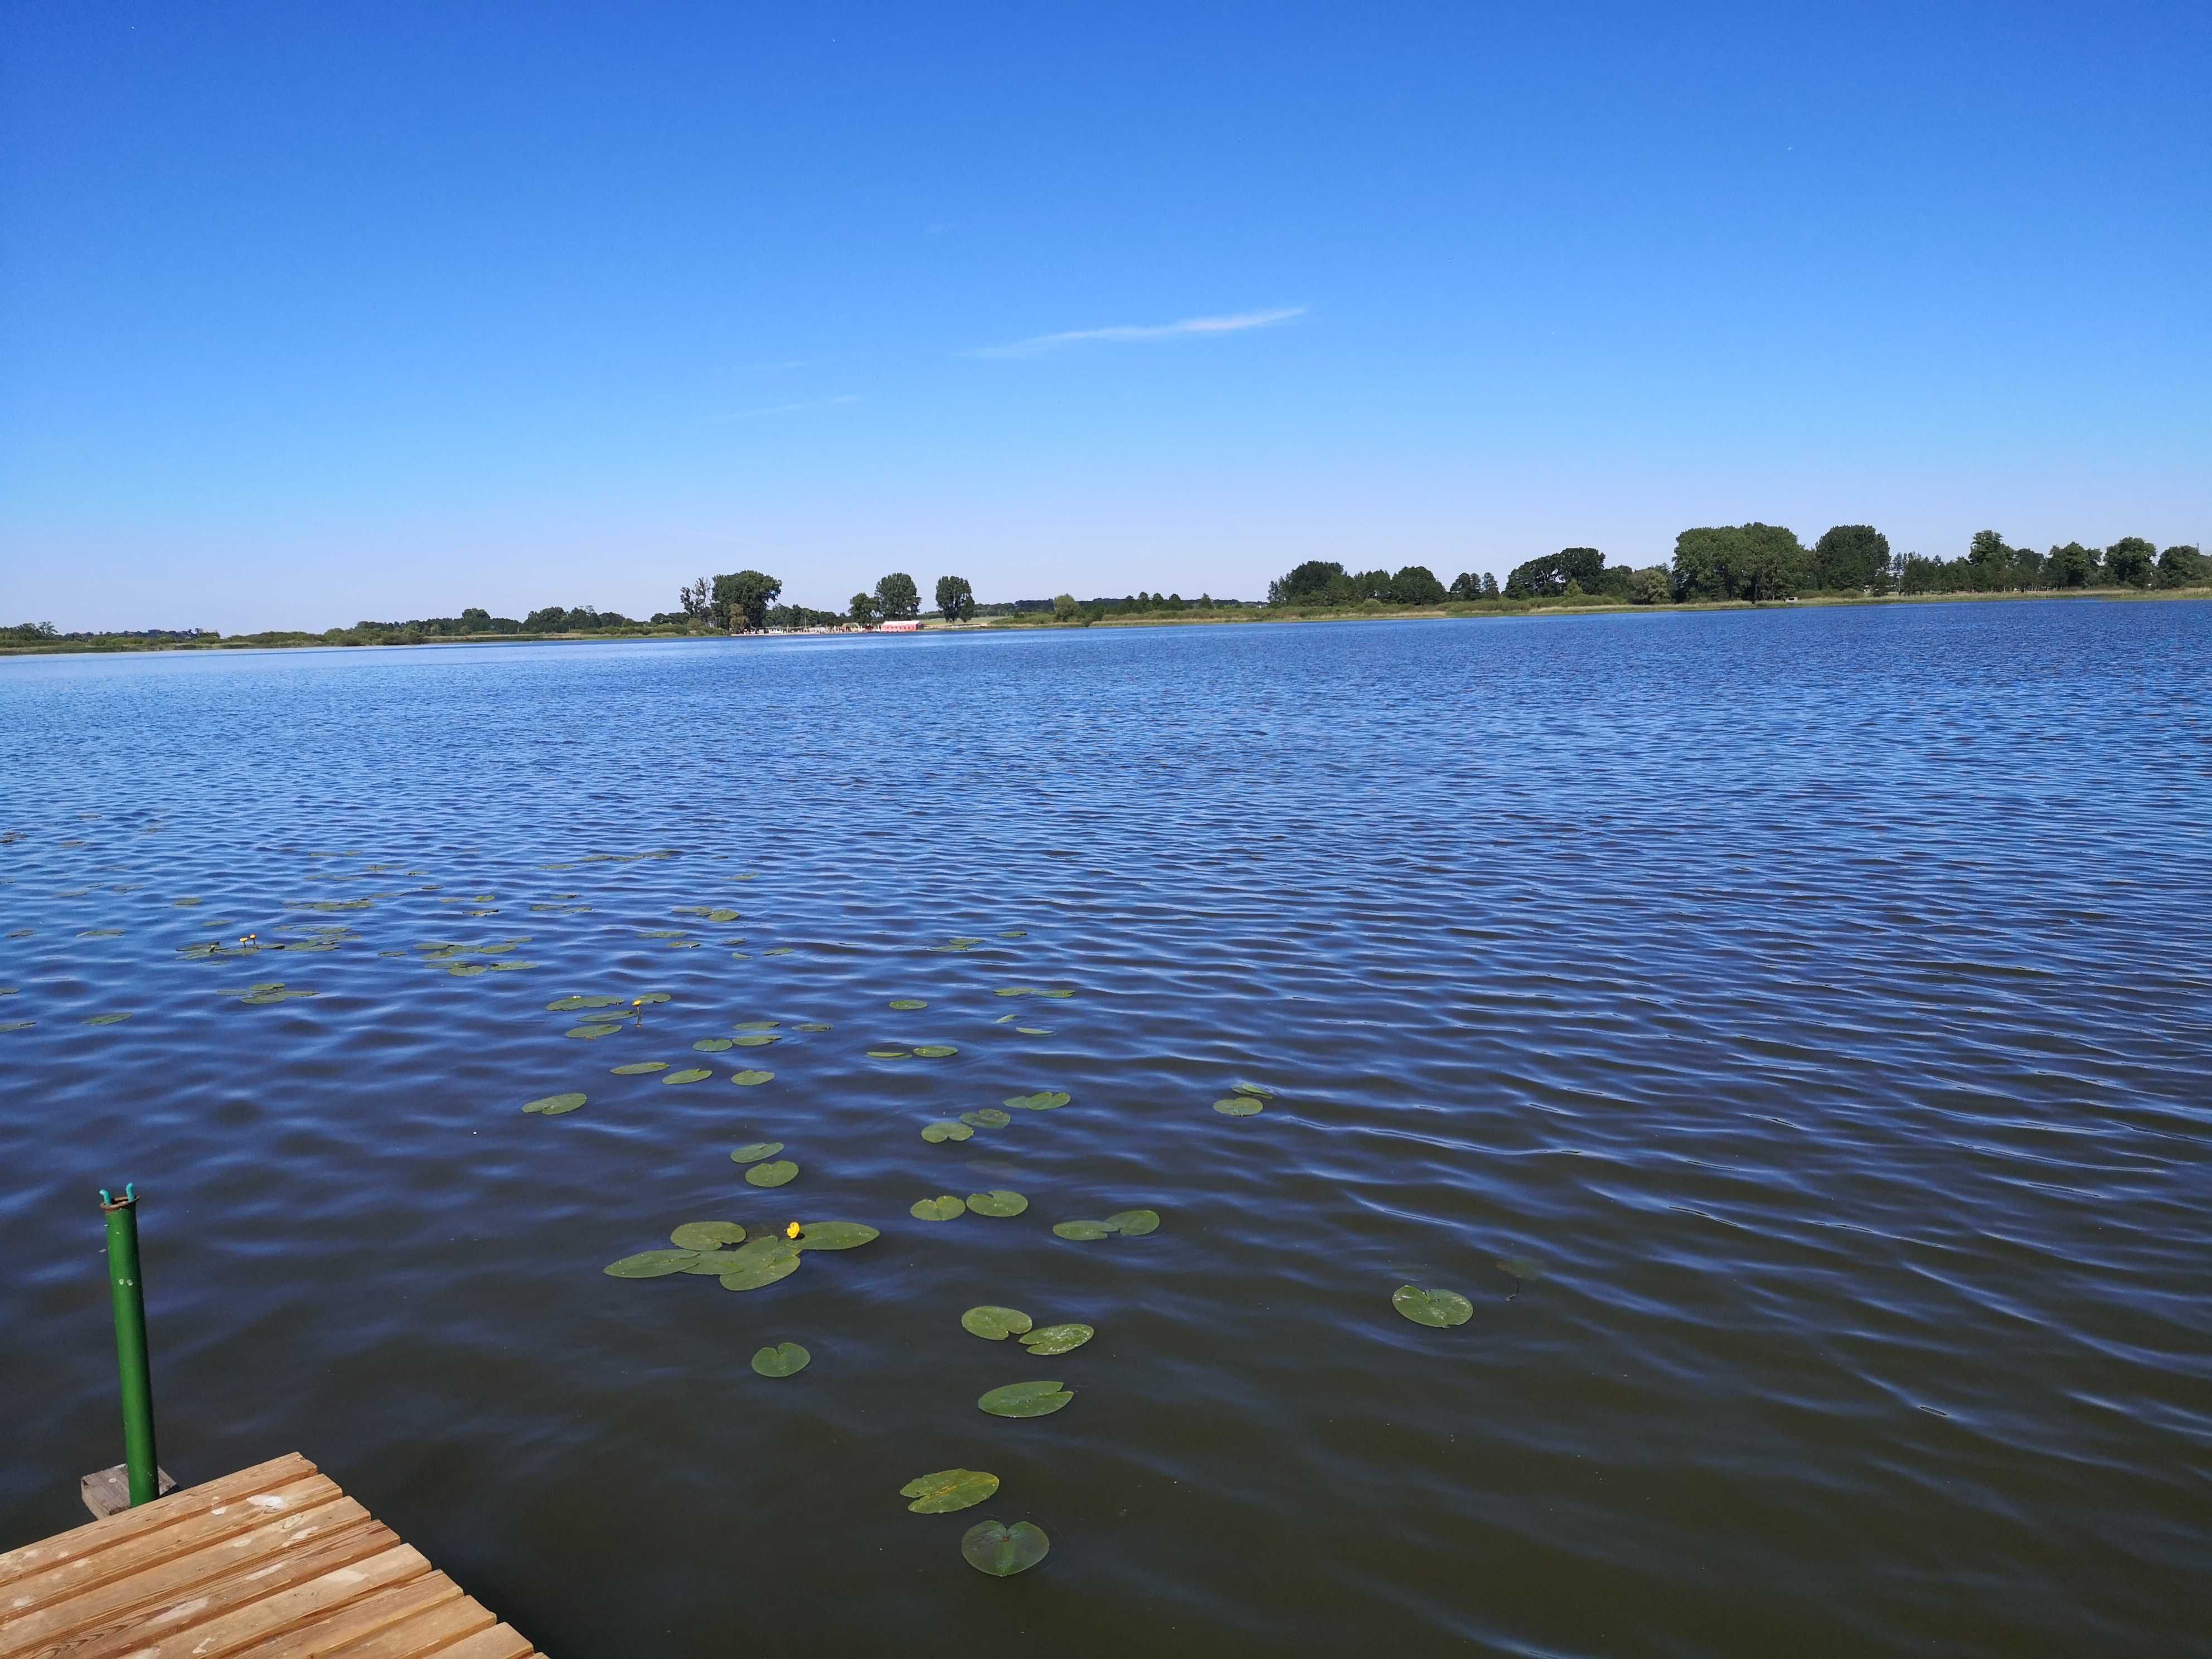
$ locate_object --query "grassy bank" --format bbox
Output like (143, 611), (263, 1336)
(5, 584), (2206, 659)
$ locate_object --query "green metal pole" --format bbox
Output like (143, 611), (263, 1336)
(99, 1185), (159, 1506)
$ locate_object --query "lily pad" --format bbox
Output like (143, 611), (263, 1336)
(733, 1019), (780, 1030)
(604, 1249), (698, 1278)
(792, 1221), (879, 1250)
(911, 1195), (966, 1221)
(730, 1069), (774, 1086)
(745, 1159), (799, 1188)
(1003, 1091), (1070, 1112)
(733, 1034), (779, 1047)
(447, 963), (491, 977)
(795, 1021), (832, 1031)
(889, 999), (927, 1010)
(1105, 1209), (1160, 1236)
(1496, 1255), (1545, 1282)
(706, 908), (742, 924)
(83, 1012), (132, 1026)
(967, 1190), (1029, 1217)
(999, 930), (1026, 938)
(612, 1061), (668, 1075)
(1214, 1097), (1263, 1116)
(866, 1049), (910, 1059)
(635, 992), (672, 1005)
(962, 1305), (1034, 1340)
(720, 1253), (801, 1292)
(680, 1250), (752, 1274)
(977, 1381), (1073, 1419)
(693, 1037), (734, 1052)
(670, 1220), (748, 1250)
(750, 1342), (810, 1377)
(729, 1141), (785, 1163)
(566, 1022), (623, 1039)
(663, 1068), (713, 1085)
(961, 1519), (1049, 1577)
(1020, 1323), (1094, 1355)
(1232, 1081), (1277, 1099)
(1016, 1027), (1051, 1036)
(901, 1469), (999, 1515)
(921, 1120), (973, 1143)
(1392, 1284), (1474, 1328)
(913, 1045), (958, 1058)
(522, 1093), (588, 1115)
(1052, 1220), (1112, 1241)
(961, 1108), (1012, 1129)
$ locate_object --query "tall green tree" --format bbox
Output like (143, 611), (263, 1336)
(875, 572), (920, 619)
(848, 591), (880, 627)
(1812, 525), (1890, 592)
(2105, 536), (2157, 588)
(1389, 565), (1448, 605)
(2045, 541), (2097, 588)
(712, 570), (783, 631)
(2157, 544), (2205, 588)
(1051, 593), (1079, 622)
(935, 574), (976, 622)
(1269, 561), (1347, 605)
(1670, 523), (1809, 602)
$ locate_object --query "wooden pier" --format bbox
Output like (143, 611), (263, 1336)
(0, 1454), (545, 1659)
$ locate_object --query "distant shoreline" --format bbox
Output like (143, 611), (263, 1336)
(4, 584), (2205, 659)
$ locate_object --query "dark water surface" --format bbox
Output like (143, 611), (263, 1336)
(3, 604), (2208, 1656)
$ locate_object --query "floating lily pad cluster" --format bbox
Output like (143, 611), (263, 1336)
(604, 1218), (878, 1292)
(226, 982), (317, 1006)
(962, 1306), (1093, 1354)
(1051, 1209), (1160, 1241)
(1212, 1080), (1275, 1116)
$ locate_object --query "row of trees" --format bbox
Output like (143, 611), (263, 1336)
(681, 571), (986, 630)
(1670, 525), (2204, 601)
(1269, 529), (2208, 611)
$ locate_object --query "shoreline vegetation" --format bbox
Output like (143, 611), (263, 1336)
(7, 527), (2206, 657)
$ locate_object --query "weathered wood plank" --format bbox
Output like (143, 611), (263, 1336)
(0, 1456), (315, 1590)
(2, 1457), (542, 1659)
(221, 1575), (462, 1659)
(224, 1571), (464, 1659)
(3, 1477), (340, 1622)
(1, 1512), (392, 1659)
(431, 1624), (539, 1659)
(307, 1593), (491, 1658)
(113, 1543), (429, 1659)
(78, 1466), (177, 1521)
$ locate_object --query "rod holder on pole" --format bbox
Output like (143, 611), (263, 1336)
(99, 1183), (160, 1507)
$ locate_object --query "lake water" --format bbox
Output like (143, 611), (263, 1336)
(2, 602), (2206, 1656)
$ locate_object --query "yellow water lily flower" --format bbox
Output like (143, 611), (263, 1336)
(786, 1221), (802, 1239)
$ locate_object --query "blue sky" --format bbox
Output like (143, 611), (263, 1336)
(3, 1), (2206, 630)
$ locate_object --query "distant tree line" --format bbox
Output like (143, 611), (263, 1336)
(1269, 562), (1452, 607)
(1265, 528), (2208, 610)
(677, 570), (989, 630)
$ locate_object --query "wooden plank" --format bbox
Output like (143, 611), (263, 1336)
(2, 1456), (545, 1659)
(79, 1466), (178, 1521)
(225, 1573), (466, 1659)
(110, 1542), (430, 1659)
(3, 1477), (341, 1622)
(431, 1624), (539, 1659)
(0, 1456), (316, 1590)
(308, 1594), (492, 1658)
(0, 1510), (391, 1659)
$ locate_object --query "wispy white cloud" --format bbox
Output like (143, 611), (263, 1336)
(975, 305), (1307, 359)
(709, 394), (861, 422)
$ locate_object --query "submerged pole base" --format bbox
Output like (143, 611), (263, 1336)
(80, 1462), (177, 1519)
